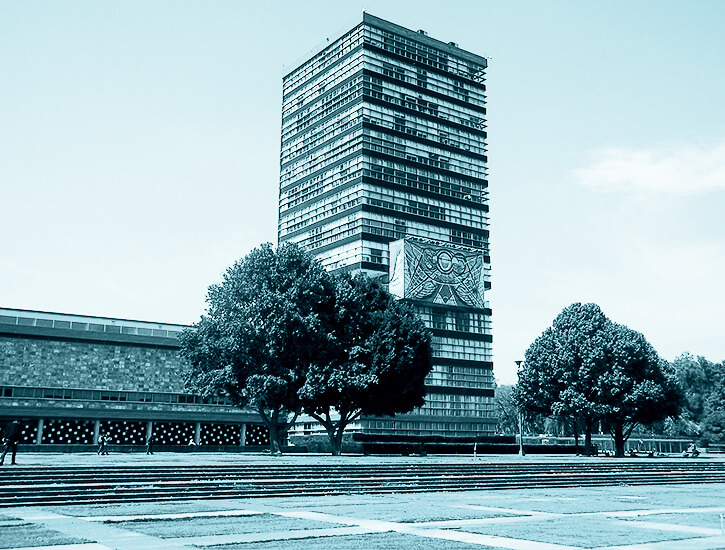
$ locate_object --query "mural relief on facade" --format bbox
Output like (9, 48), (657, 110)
(389, 239), (485, 309)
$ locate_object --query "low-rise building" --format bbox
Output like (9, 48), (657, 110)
(0, 307), (269, 448)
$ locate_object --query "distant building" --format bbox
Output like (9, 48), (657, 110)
(279, 14), (494, 436)
(0, 308), (268, 447)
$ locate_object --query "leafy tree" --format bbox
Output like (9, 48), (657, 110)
(516, 303), (682, 457)
(672, 354), (725, 440)
(596, 323), (682, 456)
(494, 384), (518, 435)
(702, 368), (725, 444)
(179, 243), (334, 454)
(516, 303), (610, 455)
(299, 273), (433, 455)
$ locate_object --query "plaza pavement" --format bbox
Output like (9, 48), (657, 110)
(2, 452), (725, 549)
(5, 449), (725, 467)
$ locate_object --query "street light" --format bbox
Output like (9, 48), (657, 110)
(514, 360), (525, 457)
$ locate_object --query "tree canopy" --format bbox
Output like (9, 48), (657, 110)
(515, 303), (611, 454)
(516, 302), (682, 456)
(179, 242), (334, 454)
(180, 244), (433, 455)
(671, 354), (725, 443)
(299, 273), (433, 455)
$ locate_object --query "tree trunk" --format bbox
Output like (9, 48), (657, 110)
(331, 427), (344, 456)
(328, 410), (350, 456)
(258, 406), (283, 455)
(584, 419), (594, 456)
(321, 421), (341, 456)
(308, 411), (340, 455)
(572, 418), (580, 455)
(612, 423), (625, 457)
(268, 423), (282, 455)
(308, 408), (362, 456)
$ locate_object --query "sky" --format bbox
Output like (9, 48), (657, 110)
(2, 1), (724, 385)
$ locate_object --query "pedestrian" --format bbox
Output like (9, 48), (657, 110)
(1, 420), (22, 466)
(97, 433), (109, 455)
(146, 434), (156, 455)
(684, 442), (699, 457)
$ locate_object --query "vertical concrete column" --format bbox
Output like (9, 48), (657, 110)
(36, 419), (44, 445)
(194, 422), (201, 445)
(240, 424), (247, 447)
(93, 420), (101, 444)
(146, 421), (153, 441)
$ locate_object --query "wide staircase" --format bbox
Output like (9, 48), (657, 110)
(2, 461), (725, 507)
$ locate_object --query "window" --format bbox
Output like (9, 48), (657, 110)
(432, 311), (447, 330)
(454, 311), (470, 332)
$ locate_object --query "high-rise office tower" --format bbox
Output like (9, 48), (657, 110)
(279, 13), (494, 436)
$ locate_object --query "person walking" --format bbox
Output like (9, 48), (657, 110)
(97, 433), (109, 455)
(1, 420), (22, 465)
(145, 434), (156, 455)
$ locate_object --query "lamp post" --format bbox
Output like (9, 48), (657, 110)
(515, 360), (525, 457)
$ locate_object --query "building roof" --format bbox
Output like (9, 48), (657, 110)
(0, 307), (186, 348)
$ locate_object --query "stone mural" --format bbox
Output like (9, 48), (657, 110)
(389, 239), (485, 308)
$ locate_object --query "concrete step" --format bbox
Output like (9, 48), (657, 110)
(2, 462), (724, 507)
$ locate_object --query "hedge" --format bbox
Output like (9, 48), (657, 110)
(352, 433), (516, 444)
(360, 442), (578, 455)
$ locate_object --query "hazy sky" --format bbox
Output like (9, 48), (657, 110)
(2, 1), (724, 384)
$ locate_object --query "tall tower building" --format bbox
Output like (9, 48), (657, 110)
(279, 13), (494, 436)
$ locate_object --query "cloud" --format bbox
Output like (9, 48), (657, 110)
(573, 141), (725, 195)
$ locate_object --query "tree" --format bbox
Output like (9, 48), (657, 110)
(179, 242), (334, 454)
(516, 303), (611, 455)
(299, 273), (433, 455)
(702, 367), (725, 444)
(494, 384), (519, 435)
(516, 303), (682, 457)
(672, 354), (725, 439)
(596, 323), (682, 456)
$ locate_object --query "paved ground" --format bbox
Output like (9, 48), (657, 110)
(4, 450), (724, 467)
(2, 453), (725, 549)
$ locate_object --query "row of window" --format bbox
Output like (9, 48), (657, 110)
(280, 158), (364, 211)
(282, 50), (364, 121)
(281, 184), (488, 242)
(0, 315), (182, 338)
(298, 212), (486, 254)
(426, 367), (494, 389)
(415, 307), (491, 334)
(280, 158), (488, 229)
(365, 157), (486, 202)
(363, 130), (485, 180)
(279, 186), (363, 237)
(364, 212), (488, 248)
(432, 337), (493, 363)
(282, 63), (486, 184)
(368, 52), (486, 106)
(282, 76), (363, 140)
(282, 103), (363, 164)
(415, 395), (495, 417)
(0, 386), (233, 406)
(363, 74), (486, 130)
(281, 127), (363, 184)
(363, 184), (487, 228)
(283, 23), (364, 96)
(365, 25), (486, 83)
(317, 241), (371, 271)
(293, 211), (489, 266)
(362, 107), (487, 158)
